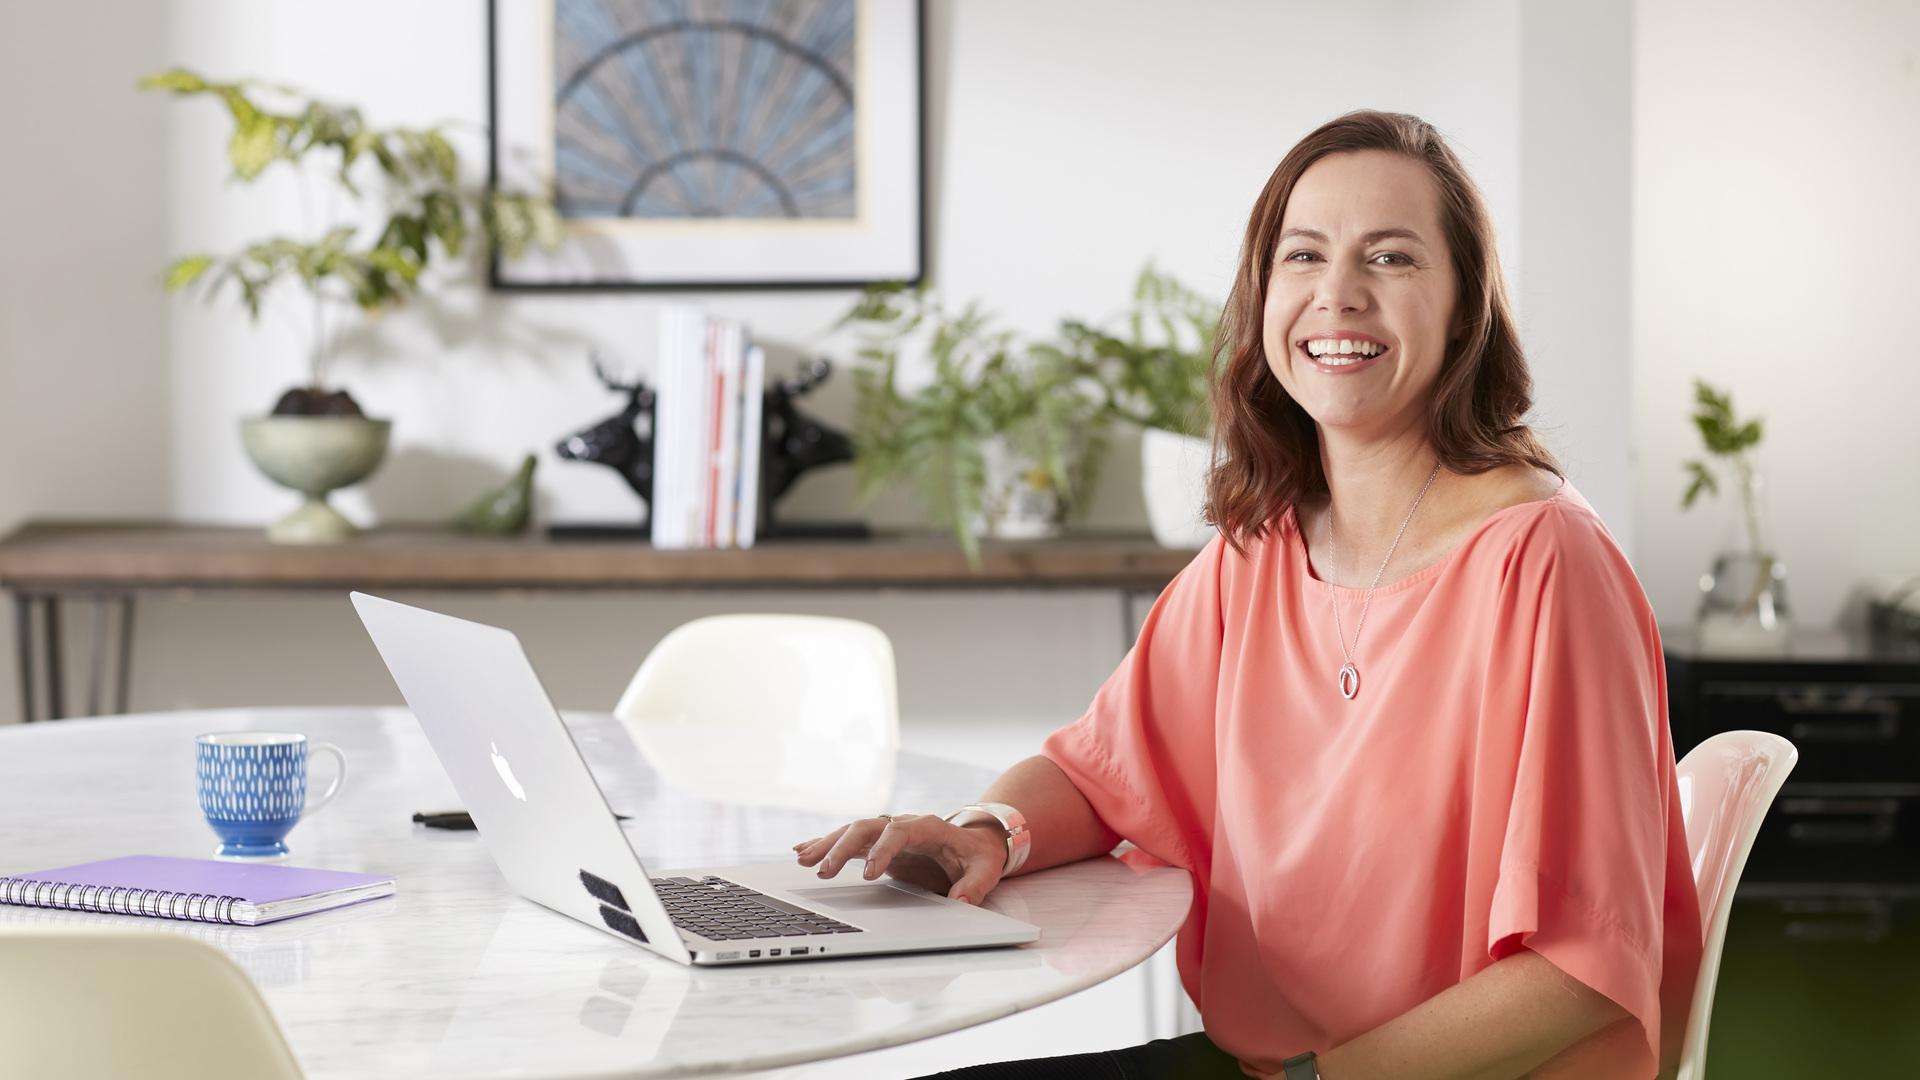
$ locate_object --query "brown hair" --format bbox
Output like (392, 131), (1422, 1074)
(1202, 109), (1561, 560)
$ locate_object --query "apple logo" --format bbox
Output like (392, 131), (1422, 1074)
(490, 741), (528, 801)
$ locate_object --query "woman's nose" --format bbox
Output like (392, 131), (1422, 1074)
(1313, 259), (1370, 313)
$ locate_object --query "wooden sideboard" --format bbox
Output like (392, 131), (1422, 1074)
(0, 521), (1201, 724)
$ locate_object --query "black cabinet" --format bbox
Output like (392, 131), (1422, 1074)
(1664, 624), (1920, 895)
(1665, 625), (1920, 1075)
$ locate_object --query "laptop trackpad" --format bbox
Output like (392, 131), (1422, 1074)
(789, 885), (947, 913)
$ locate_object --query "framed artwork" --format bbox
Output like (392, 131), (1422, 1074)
(487, 0), (925, 291)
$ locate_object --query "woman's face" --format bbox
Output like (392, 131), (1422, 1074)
(1261, 149), (1458, 442)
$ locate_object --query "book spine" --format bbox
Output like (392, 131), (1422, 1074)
(0, 876), (242, 924)
(705, 319), (726, 548)
(653, 308), (682, 549)
(679, 309), (702, 545)
(738, 344), (765, 548)
(719, 321), (743, 548)
(690, 316), (713, 547)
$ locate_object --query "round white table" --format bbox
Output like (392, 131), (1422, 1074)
(0, 708), (1191, 1078)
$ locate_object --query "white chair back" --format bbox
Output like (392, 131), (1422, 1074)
(0, 925), (304, 1079)
(613, 614), (900, 817)
(1673, 730), (1798, 1080)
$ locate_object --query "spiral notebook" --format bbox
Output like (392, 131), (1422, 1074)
(0, 855), (395, 926)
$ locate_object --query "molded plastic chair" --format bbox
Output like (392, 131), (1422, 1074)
(1673, 730), (1798, 1080)
(0, 925), (304, 1079)
(613, 614), (900, 817)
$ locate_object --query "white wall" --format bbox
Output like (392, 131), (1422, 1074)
(0, 0), (173, 725)
(1632, 0), (1920, 628)
(1519, 0), (1633, 545)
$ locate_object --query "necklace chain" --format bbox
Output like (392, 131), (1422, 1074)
(1324, 462), (1442, 700)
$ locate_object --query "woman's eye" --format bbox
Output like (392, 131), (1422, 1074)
(1280, 251), (1411, 266)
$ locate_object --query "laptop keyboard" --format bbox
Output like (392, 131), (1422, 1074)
(649, 876), (862, 941)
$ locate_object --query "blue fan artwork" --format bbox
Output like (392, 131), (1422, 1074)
(553, 0), (857, 221)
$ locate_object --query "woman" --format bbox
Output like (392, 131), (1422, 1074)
(793, 110), (1703, 1080)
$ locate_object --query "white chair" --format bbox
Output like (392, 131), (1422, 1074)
(613, 613), (900, 817)
(1673, 730), (1799, 1080)
(0, 925), (304, 1079)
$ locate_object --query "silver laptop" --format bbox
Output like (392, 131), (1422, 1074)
(350, 591), (1040, 966)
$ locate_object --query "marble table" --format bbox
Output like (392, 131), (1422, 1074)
(0, 708), (1192, 1078)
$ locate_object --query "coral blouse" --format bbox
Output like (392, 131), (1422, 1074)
(1040, 479), (1703, 1078)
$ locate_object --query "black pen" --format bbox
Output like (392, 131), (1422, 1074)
(413, 810), (631, 830)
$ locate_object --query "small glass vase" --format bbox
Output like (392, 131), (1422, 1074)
(1695, 464), (1791, 655)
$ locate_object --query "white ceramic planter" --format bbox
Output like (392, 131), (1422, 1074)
(1140, 426), (1215, 548)
(240, 415), (391, 544)
(968, 433), (1070, 541)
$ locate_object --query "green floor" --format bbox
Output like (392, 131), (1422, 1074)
(1704, 897), (1919, 1077)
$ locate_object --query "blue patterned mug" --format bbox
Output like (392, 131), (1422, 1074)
(196, 732), (347, 859)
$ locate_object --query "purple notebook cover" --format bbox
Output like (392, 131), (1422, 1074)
(13, 855), (391, 902)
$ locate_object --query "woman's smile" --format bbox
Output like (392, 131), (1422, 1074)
(1296, 333), (1393, 375)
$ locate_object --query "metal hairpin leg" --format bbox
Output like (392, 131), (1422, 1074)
(86, 597), (119, 718)
(14, 593), (35, 724)
(117, 594), (135, 714)
(9, 591), (134, 723)
(42, 595), (62, 721)
(74, 593), (136, 718)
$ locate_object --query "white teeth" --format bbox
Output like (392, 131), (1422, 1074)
(1304, 338), (1386, 359)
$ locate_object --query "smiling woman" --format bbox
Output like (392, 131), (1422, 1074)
(800, 110), (1703, 1080)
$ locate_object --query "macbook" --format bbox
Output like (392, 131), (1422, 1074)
(350, 591), (1040, 965)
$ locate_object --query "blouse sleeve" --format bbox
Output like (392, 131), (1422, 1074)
(1038, 532), (1228, 871)
(1483, 503), (1697, 1077)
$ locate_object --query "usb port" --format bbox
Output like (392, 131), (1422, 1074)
(790, 947), (810, 956)
(748, 949), (761, 958)
(768, 948), (781, 957)
(717, 951), (741, 960)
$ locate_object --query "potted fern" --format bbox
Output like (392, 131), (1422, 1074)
(837, 283), (1109, 571)
(1036, 261), (1217, 547)
(141, 68), (559, 543)
(1681, 378), (1791, 652)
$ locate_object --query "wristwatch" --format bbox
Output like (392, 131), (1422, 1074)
(943, 802), (1031, 875)
(1280, 1050), (1321, 1079)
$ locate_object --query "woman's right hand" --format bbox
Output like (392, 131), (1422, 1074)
(792, 812), (1008, 905)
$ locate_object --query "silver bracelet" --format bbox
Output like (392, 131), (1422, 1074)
(943, 802), (1031, 875)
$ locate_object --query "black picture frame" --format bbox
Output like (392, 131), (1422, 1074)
(485, 0), (927, 293)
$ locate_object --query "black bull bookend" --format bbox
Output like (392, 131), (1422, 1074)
(551, 352), (866, 541)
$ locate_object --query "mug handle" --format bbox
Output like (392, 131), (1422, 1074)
(303, 741), (348, 818)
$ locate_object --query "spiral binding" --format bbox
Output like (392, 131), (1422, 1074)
(0, 876), (241, 924)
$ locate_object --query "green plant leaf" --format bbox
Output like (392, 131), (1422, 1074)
(228, 113), (281, 179)
(425, 131), (459, 185)
(422, 191), (467, 257)
(138, 68), (206, 94)
(1687, 378), (1765, 460)
(163, 255), (213, 291)
(367, 246), (422, 284)
(1680, 459), (1718, 509)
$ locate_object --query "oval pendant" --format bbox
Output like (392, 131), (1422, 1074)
(1338, 663), (1360, 700)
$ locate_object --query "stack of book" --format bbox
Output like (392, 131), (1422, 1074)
(651, 306), (765, 549)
